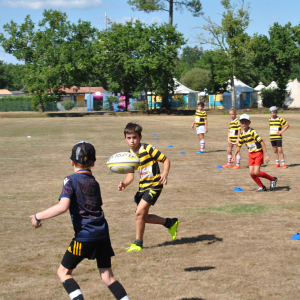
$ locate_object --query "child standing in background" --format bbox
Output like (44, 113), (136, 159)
(269, 106), (290, 168)
(223, 108), (241, 169)
(191, 101), (208, 154)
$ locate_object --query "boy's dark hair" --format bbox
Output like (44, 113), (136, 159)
(124, 122), (142, 137)
(70, 141), (96, 165)
(197, 101), (204, 107)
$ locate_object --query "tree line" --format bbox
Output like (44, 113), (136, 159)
(1, 0), (300, 110)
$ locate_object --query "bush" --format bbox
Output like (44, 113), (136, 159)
(62, 100), (76, 110)
(132, 101), (147, 112)
(260, 88), (287, 108)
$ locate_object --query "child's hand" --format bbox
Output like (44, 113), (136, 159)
(158, 173), (168, 185)
(29, 215), (42, 229)
(191, 124), (194, 129)
(277, 131), (282, 135)
(118, 181), (126, 192)
(205, 128), (208, 133)
(231, 157), (236, 163)
(265, 154), (270, 163)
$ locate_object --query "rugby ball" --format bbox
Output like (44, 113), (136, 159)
(107, 152), (140, 174)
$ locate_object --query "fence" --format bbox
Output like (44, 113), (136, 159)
(0, 101), (57, 112)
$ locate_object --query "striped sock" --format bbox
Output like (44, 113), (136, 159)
(228, 155), (232, 165)
(63, 279), (84, 300)
(236, 155), (241, 166)
(200, 139), (205, 151)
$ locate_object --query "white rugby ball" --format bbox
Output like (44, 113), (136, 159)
(107, 152), (140, 174)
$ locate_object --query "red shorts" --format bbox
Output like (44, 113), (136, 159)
(248, 150), (264, 166)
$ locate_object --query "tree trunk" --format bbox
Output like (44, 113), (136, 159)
(231, 76), (236, 108)
(169, 0), (173, 26)
(38, 93), (44, 112)
(154, 94), (157, 110)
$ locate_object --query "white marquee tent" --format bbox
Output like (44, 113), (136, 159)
(284, 78), (300, 108)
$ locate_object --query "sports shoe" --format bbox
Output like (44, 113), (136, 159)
(168, 218), (179, 241)
(222, 164), (233, 168)
(125, 243), (143, 252)
(256, 186), (267, 192)
(270, 177), (278, 191)
(196, 150), (206, 154)
(232, 165), (241, 169)
(272, 164), (280, 168)
(282, 164), (287, 169)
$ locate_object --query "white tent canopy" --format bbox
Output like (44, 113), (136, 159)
(266, 81), (278, 90)
(173, 78), (199, 94)
(284, 78), (300, 108)
(254, 82), (266, 91)
(226, 77), (254, 93)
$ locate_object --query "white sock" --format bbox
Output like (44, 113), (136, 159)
(200, 139), (205, 151)
(228, 155), (232, 165)
(275, 160), (279, 164)
(236, 155), (241, 166)
(281, 160), (285, 165)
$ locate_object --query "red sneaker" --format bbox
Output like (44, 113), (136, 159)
(222, 164), (232, 168)
(272, 164), (280, 168)
(282, 164), (287, 169)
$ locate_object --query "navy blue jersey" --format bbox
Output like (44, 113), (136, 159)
(59, 169), (109, 242)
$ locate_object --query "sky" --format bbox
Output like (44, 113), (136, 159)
(0, 0), (300, 64)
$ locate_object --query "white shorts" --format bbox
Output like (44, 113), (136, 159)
(196, 126), (205, 134)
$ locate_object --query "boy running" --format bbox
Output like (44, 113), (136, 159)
(191, 101), (208, 153)
(118, 122), (178, 252)
(222, 108), (241, 169)
(30, 141), (130, 300)
(232, 114), (278, 192)
(269, 106), (290, 168)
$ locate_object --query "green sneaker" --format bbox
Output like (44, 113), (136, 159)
(168, 218), (179, 241)
(125, 243), (143, 252)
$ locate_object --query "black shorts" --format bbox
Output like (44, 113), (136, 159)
(134, 189), (162, 206)
(271, 140), (282, 147)
(61, 238), (115, 270)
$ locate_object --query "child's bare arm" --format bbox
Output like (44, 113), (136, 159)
(205, 119), (208, 133)
(118, 173), (134, 192)
(278, 123), (290, 135)
(227, 131), (231, 143)
(232, 146), (241, 162)
(158, 157), (170, 185)
(260, 140), (270, 163)
(191, 121), (195, 129)
(237, 129), (241, 144)
(30, 197), (70, 228)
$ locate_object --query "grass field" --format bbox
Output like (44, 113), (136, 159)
(1, 112), (300, 300)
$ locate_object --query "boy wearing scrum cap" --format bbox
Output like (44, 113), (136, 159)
(30, 141), (130, 300)
(269, 106), (290, 168)
(232, 115), (278, 192)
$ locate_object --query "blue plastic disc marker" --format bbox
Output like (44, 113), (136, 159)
(179, 152), (185, 155)
(168, 145), (173, 148)
(216, 165), (223, 169)
(155, 138), (159, 141)
(291, 233), (300, 240)
(153, 134), (156, 135)
(233, 188), (243, 192)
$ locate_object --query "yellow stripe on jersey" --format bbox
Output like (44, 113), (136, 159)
(228, 118), (241, 143)
(269, 117), (288, 141)
(130, 143), (166, 192)
(238, 128), (262, 153)
(195, 110), (207, 127)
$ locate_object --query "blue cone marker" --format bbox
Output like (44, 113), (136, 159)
(168, 145), (173, 148)
(216, 165), (223, 169)
(179, 152), (185, 155)
(155, 138), (159, 141)
(233, 187), (243, 192)
(291, 233), (300, 240)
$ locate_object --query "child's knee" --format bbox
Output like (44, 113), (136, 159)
(273, 146), (278, 153)
(278, 148), (283, 154)
(135, 210), (145, 221)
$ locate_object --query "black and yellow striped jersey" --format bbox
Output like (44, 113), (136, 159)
(228, 118), (241, 143)
(269, 117), (288, 141)
(194, 110), (207, 127)
(130, 143), (166, 192)
(238, 128), (263, 153)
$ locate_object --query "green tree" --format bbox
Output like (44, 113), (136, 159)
(251, 22), (300, 106)
(180, 67), (210, 91)
(197, 0), (252, 108)
(0, 10), (99, 111)
(127, 0), (203, 26)
(94, 20), (184, 110)
(0, 61), (24, 90)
